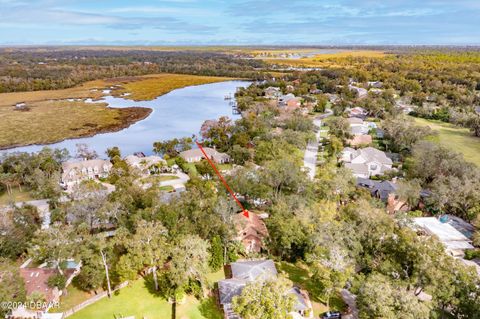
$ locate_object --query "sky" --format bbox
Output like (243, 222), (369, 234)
(0, 0), (479, 45)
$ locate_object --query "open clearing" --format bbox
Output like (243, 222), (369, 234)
(0, 100), (151, 149)
(0, 73), (230, 149)
(67, 272), (224, 319)
(411, 116), (480, 166)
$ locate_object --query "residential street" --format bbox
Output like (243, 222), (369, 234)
(341, 289), (359, 319)
(303, 111), (331, 180)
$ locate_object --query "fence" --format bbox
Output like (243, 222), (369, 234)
(61, 281), (129, 318)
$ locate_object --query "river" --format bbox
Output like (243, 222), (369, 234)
(3, 80), (249, 157)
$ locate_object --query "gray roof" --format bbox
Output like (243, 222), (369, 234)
(218, 260), (277, 306)
(179, 147), (229, 161)
(230, 260), (277, 281)
(345, 163), (369, 176)
(289, 287), (309, 312)
(357, 147), (392, 165)
(218, 279), (247, 304)
(372, 180), (398, 201)
(356, 177), (378, 188)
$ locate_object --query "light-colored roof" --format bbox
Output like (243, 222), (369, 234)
(349, 135), (372, 146)
(179, 147), (229, 161)
(230, 260), (277, 281)
(345, 163), (369, 175)
(413, 217), (474, 250)
(357, 147), (392, 165)
(348, 117), (364, 125)
(62, 159), (111, 171)
(125, 154), (165, 167)
(61, 159), (112, 181)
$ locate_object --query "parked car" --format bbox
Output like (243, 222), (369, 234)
(321, 311), (342, 319)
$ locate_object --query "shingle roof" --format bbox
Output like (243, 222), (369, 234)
(357, 147), (392, 165)
(179, 147), (229, 162)
(230, 260), (277, 281)
(345, 163), (369, 175)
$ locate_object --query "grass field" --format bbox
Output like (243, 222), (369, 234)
(68, 276), (223, 319)
(0, 187), (33, 206)
(114, 73), (232, 101)
(411, 117), (480, 166)
(0, 100), (151, 149)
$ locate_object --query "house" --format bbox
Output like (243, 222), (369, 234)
(348, 85), (368, 99)
(179, 147), (230, 163)
(218, 260), (313, 319)
(264, 87), (282, 99)
(356, 178), (407, 213)
(412, 217), (474, 257)
(369, 88), (383, 95)
(61, 159), (112, 187)
(233, 212), (268, 253)
(278, 93), (300, 108)
(125, 154), (166, 174)
(346, 107), (367, 119)
(348, 134), (372, 147)
(341, 147), (393, 178)
(325, 93), (340, 104)
(474, 106), (480, 114)
(367, 81), (383, 88)
(10, 261), (80, 318)
(347, 117), (372, 136)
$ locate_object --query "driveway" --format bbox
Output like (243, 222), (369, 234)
(341, 289), (359, 319)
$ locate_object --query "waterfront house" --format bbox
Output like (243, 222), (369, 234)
(179, 147), (230, 163)
(125, 154), (166, 175)
(61, 159), (112, 187)
(264, 87), (282, 99)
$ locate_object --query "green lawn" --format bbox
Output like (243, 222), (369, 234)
(54, 284), (96, 313)
(411, 116), (480, 166)
(68, 278), (223, 319)
(0, 187), (34, 206)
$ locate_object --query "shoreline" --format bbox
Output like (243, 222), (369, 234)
(0, 106), (152, 151)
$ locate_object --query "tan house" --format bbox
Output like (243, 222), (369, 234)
(233, 211), (268, 253)
(348, 134), (372, 147)
(124, 154), (166, 175)
(61, 159), (112, 186)
(179, 147), (230, 163)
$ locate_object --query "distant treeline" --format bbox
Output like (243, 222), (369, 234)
(0, 49), (267, 93)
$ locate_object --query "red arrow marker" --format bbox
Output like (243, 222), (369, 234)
(195, 141), (249, 218)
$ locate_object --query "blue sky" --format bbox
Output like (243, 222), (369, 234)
(0, 0), (479, 45)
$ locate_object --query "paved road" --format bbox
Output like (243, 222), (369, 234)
(341, 289), (359, 319)
(303, 118), (322, 180)
(303, 110), (331, 180)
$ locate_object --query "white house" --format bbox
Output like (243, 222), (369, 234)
(61, 159), (112, 187)
(179, 147), (230, 163)
(124, 154), (166, 175)
(264, 86), (282, 99)
(341, 147), (393, 178)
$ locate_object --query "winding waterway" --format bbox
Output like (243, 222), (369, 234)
(3, 80), (249, 156)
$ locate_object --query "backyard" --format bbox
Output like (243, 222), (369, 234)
(0, 187), (33, 206)
(63, 271), (225, 319)
(411, 116), (480, 166)
(276, 261), (347, 316)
